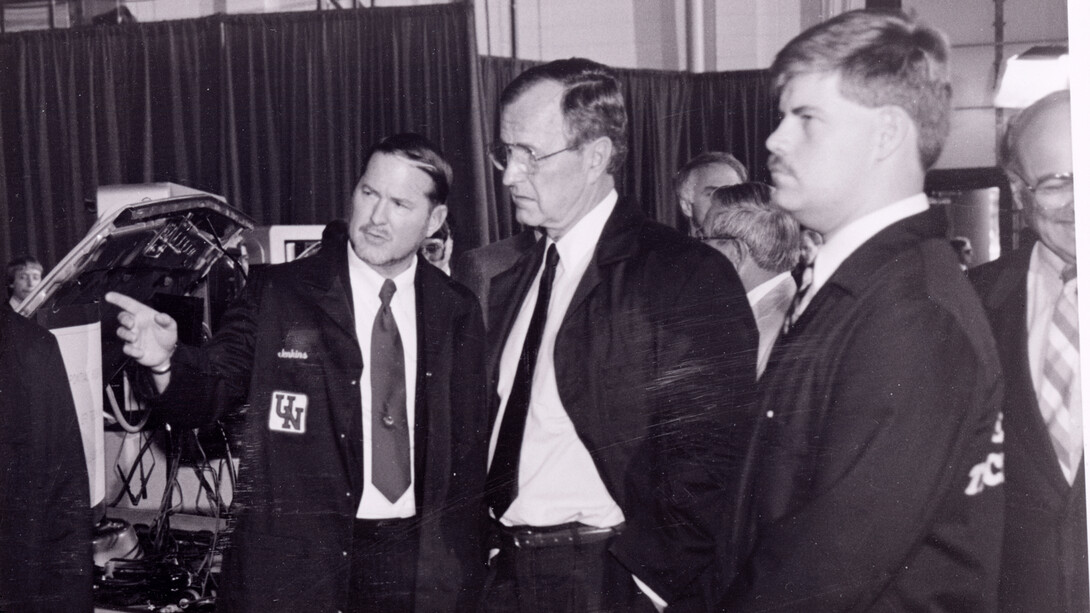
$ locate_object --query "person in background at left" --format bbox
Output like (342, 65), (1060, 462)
(1, 304), (94, 611)
(699, 182), (800, 378)
(970, 89), (1085, 613)
(7, 255), (43, 311)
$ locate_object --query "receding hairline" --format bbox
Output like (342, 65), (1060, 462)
(1002, 90), (1072, 177)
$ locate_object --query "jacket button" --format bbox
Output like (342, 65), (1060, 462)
(350, 379), (357, 386)
(340, 433), (346, 439)
(766, 410), (774, 418)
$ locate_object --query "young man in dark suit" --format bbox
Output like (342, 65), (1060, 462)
(107, 133), (488, 613)
(719, 10), (1005, 611)
(970, 90), (1085, 613)
(481, 58), (757, 612)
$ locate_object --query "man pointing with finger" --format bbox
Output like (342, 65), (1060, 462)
(108, 133), (488, 613)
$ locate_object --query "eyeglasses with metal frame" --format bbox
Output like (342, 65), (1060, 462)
(488, 142), (579, 174)
(1020, 172), (1074, 209)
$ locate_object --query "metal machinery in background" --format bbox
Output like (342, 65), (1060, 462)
(18, 187), (253, 612)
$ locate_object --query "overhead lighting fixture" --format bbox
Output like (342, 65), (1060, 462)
(994, 45), (1069, 109)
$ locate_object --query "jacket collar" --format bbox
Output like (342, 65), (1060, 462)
(486, 196), (646, 378)
(823, 208), (947, 298)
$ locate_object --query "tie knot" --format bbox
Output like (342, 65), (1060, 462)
(1062, 264), (1077, 285)
(545, 244), (560, 271)
(379, 278), (397, 306)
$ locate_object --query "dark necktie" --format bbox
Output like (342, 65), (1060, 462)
(783, 254), (815, 334)
(486, 243), (560, 518)
(371, 278), (410, 502)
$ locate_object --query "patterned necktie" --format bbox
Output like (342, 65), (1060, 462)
(783, 253), (816, 335)
(371, 278), (410, 502)
(486, 243), (560, 518)
(1040, 264), (1081, 485)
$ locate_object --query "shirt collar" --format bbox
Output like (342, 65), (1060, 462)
(810, 193), (930, 295)
(1032, 240), (1070, 281)
(548, 189), (617, 270)
(346, 241), (418, 298)
(747, 271), (793, 307)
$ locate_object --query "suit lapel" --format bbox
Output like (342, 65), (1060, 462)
(486, 239), (546, 423)
(985, 247), (1073, 495)
(414, 262), (450, 511)
(562, 198), (643, 325)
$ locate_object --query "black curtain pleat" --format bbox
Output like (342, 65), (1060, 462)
(1, 8), (776, 268)
(0, 4), (486, 267)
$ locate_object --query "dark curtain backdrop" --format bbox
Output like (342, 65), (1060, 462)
(1, 6), (777, 267)
(477, 55), (777, 241)
(0, 4), (486, 268)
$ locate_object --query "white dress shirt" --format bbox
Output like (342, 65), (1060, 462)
(795, 193), (930, 317)
(1026, 241), (1082, 482)
(489, 189), (625, 529)
(347, 243), (418, 518)
(747, 271), (793, 308)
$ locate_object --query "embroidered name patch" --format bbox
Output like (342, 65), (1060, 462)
(269, 391), (308, 434)
(277, 348), (309, 360)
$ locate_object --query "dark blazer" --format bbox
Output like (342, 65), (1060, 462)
(0, 308), (94, 612)
(487, 197), (758, 605)
(971, 244), (1089, 613)
(453, 229), (537, 324)
(155, 221), (489, 612)
(722, 211), (1005, 611)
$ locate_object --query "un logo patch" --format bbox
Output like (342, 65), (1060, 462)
(268, 391), (308, 434)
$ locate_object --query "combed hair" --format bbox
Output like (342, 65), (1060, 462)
(703, 183), (801, 273)
(500, 58), (629, 175)
(771, 9), (952, 170)
(674, 152), (749, 196)
(364, 132), (453, 206)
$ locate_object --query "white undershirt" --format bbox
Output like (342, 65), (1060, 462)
(489, 189), (624, 529)
(347, 243), (418, 518)
(747, 270), (793, 307)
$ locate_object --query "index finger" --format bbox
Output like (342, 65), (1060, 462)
(105, 291), (152, 314)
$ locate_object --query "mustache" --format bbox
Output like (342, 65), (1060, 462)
(357, 223), (391, 240)
(768, 155), (792, 177)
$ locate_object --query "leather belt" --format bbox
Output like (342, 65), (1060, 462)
(493, 521), (624, 549)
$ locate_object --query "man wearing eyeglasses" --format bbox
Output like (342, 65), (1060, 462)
(970, 89), (1085, 613)
(480, 58), (756, 612)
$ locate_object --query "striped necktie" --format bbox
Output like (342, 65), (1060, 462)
(1040, 264), (1081, 485)
(782, 254), (815, 335)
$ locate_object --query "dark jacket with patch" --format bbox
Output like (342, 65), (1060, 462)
(156, 220), (488, 612)
(721, 211), (1005, 611)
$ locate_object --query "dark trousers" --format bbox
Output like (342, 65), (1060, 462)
(479, 525), (656, 613)
(348, 517), (419, 613)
